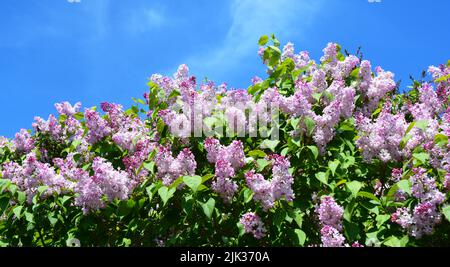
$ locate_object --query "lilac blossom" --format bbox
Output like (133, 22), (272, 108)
(240, 212), (266, 239)
(84, 108), (112, 144)
(13, 129), (35, 154)
(355, 104), (408, 162)
(55, 101), (81, 117)
(316, 196), (344, 231)
(320, 225), (346, 247)
(154, 146), (197, 186)
(92, 157), (131, 201)
(245, 155), (294, 210)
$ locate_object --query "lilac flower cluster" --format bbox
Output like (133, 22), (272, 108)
(316, 196), (344, 231)
(355, 103), (408, 162)
(2, 152), (73, 203)
(154, 146), (197, 186)
(204, 138), (245, 202)
(91, 157), (130, 201)
(320, 225), (346, 247)
(315, 196), (347, 247)
(313, 85), (356, 152)
(84, 108), (112, 144)
(245, 155), (294, 210)
(122, 138), (156, 183)
(55, 101), (81, 117)
(13, 129), (35, 154)
(239, 212), (266, 239)
(364, 67), (397, 114)
(0, 136), (8, 149)
(33, 102), (84, 143)
(428, 64), (450, 100)
(391, 168), (445, 238)
(410, 168), (445, 205)
(281, 42), (312, 70)
(72, 157), (133, 214)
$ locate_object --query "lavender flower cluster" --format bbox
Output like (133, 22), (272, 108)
(239, 212), (266, 239)
(245, 155), (294, 210)
(391, 168), (445, 238)
(204, 138), (245, 202)
(315, 196), (346, 247)
(154, 146), (197, 186)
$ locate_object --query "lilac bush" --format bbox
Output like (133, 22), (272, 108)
(0, 34), (449, 247)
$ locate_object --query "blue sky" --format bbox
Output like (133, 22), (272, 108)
(1, 0), (449, 137)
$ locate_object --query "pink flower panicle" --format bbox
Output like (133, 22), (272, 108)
(240, 212), (266, 239)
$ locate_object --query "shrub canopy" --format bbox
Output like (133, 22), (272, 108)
(1, 34), (450, 247)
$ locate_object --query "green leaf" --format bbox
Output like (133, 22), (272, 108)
(17, 191), (26, 204)
(344, 200), (358, 221)
(383, 236), (404, 247)
(292, 210), (303, 228)
(37, 185), (49, 195)
(71, 139), (82, 150)
(243, 188), (254, 204)
(405, 122), (416, 135)
(13, 206), (23, 219)
(273, 209), (286, 230)
(143, 162), (155, 172)
(118, 199), (135, 217)
(435, 73), (450, 82)
(24, 212), (34, 223)
(397, 180), (412, 195)
(237, 222), (245, 237)
(169, 176), (184, 190)
(343, 220), (360, 241)
(201, 174), (215, 183)
(307, 146), (319, 160)
(203, 117), (216, 129)
(200, 198), (215, 220)
(376, 214), (391, 228)
(290, 117), (300, 129)
(183, 175), (203, 193)
(315, 172), (328, 185)
(146, 183), (159, 201)
(328, 160), (340, 177)
(312, 93), (322, 103)
(412, 152), (429, 165)
(248, 150), (266, 158)
(357, 191), (380, 202)
(60, 195), (72, 206)
(400, 134), (412, 149)
(48, 215), (58, 226)
(294, 229), (306, 246)
(0, 197), (9, 214)
(256, 159), (271, 172)
(74, 112), (84, 120)
(415, 120), (428, 131)
(258, 35), (269, 46)
(442, 205), (450, 222)
(346, 181), (363, 197)
(158, 186), (176, 206)
(304, 116), (315, 136)
(260, 139), (279, 152)
(434, 133), (448, 147)
(281, 147), (290, 157)
(168, 90), (181, 99)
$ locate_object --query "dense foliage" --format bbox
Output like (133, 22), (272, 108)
(1, 34), (450, 247)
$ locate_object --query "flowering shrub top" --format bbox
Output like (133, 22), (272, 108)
(0, 34), (450, 247)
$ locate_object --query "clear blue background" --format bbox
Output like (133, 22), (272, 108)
(1, 0), (449, 137)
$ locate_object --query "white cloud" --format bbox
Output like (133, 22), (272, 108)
(126, 6), (168, 34)
(184, 0), (324, 84)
